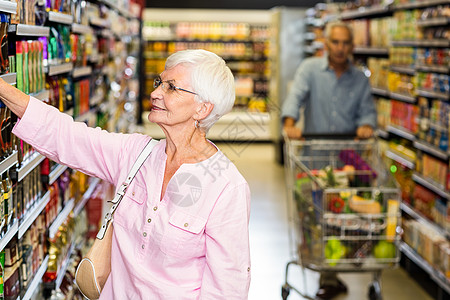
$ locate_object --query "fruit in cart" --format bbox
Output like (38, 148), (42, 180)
(325, 238), (347, 265)
(373, 240), (396, 259)
(342, 164), (355, 181)
(329, 196), (345, 213)
(349, 195), (381, 214)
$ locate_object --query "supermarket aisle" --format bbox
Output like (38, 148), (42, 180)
(217, 142), (433, 300)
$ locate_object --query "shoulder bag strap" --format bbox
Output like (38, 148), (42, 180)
(96, 139), (159, 239)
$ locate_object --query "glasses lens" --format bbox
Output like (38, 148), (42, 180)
(153, 78), (161, 89)
(167, 82), (177, 92)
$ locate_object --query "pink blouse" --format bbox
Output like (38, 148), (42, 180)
(13, 97), (251, 299)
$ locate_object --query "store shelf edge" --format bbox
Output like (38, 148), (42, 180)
(399, 241), (450, 294)
(73, 177), (101, 217)
(0, 221), (18, 252)
(49, 164), (68, 185)
(55, 242), (75, 289)
(401, 202), (450, 239)
(0, 0), (17, 14)
(18, 152), (46, 182)
(18, 191), (51, 239)
(22, 255), (49, 300)
(49, 198), (75, 239)
(0, 151), (18, 176)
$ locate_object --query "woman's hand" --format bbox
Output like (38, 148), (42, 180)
(356, 125), (374, 139)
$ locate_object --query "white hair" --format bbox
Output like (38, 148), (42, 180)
(165, 49), (235, 132)
(325, 20), (354, 42)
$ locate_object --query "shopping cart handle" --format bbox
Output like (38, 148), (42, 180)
(301, 133), (357, 140)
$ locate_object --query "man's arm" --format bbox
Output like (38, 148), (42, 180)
(355, 77), (377, 139)
(280, 61), (311, 139)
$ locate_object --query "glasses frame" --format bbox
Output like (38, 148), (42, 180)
(153, 76), (197, 95)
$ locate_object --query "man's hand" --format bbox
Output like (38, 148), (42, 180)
(356, 125), (374, 139)
(283, 117), (302, 139)
(283, 126), (302, 139)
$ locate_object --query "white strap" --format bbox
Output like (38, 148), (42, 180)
(97, 139), (159, 239)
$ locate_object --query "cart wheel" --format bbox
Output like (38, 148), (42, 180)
(368, 282), (382, 300)
(281, 284), (290, 300)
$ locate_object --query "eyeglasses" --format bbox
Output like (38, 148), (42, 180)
(153, 77), (197, 95)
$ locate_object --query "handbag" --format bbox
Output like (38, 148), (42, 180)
(75, 139), (159, 299)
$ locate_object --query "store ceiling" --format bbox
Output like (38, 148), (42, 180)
(145, 0), (336, 9)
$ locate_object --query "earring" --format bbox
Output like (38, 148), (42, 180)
(194, 120), (199, 129)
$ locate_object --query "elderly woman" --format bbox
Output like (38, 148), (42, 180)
(0, 49), (251, 299)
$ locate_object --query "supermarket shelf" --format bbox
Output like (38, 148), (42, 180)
(375, 129), (389, 139)
(412, 172), (450, 200)
(18, 191), (51, 239)
(55, 242), (76, 289)
(49, 164), (69, 185)
(371, 87), (390, 98)
(385, 149), (415, 169)
(22, 255), (49, 300)
(415, 64), (449, 74)
(90, 93), (103, 106)
(48, 11), (73, 25)
(0, 151), (18, 176)
(18, 152), (46, 182)
(49, 198), (75, 239)
(390, 65), (416, 75)
(391, 39), (449, 47)
(0, 73), (17, 85)
(413, 140), (448, 161)
(353, 47), (389, 56)
(100, 0), (137, 19)
(72, 23), (94, 35)
(0, 221), (18, 252)
(73, 177), (101, 217)
(386, 125), (416, 141)
(416, 89), (449, 101)
(72, 66), (93, 78)
(340, 5), (391, 20)
(0, 0), (17, 14)
(47, 63), (74, 76)
(389, 92), (416, 103)
(13, 24), (50, 37)
(401, 202), (450, 239)
(399, 241), (450, 295)
(90, 17), (111, 28)
(30, 89), (50, 101)
(394, 0), (450, 10)
(417, 17), (450, 27)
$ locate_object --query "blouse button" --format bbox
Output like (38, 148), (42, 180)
(142, 245), (145, 249)
(247, 267), (250, 272)
(184, 223), (189, 228)
(147, 218), (152, 223)
(143, 232), (147, 237)
(153, 206), (158, 211)
(132, 191), (135, 196)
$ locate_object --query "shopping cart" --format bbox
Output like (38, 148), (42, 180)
(281, 135), (401, 300)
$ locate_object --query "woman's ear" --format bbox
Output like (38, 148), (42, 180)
(196, 102), (214, 121)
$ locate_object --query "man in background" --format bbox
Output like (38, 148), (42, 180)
(281, 21), (377, 299)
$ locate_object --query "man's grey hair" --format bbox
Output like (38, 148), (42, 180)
(324, 20), (354, 42)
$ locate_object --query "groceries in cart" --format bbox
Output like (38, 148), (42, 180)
(288, 140), (401, 270)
